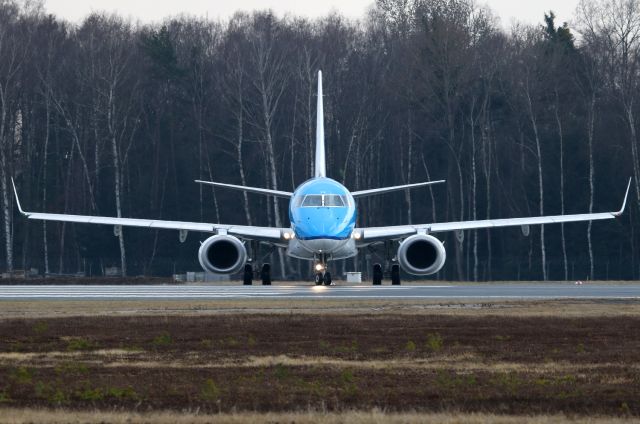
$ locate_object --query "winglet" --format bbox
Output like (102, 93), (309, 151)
(11, 178), (28, 216)
(614, 178), (632, 217)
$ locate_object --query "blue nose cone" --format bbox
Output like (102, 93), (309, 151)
(295, 207), (354, 240)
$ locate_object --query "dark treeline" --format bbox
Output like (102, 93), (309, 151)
(0, 0), (638, 280)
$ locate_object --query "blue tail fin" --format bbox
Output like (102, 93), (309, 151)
(315, 70), (326, 178)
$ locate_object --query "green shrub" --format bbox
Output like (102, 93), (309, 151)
(341, 369), (354, 384)
(34, 381), (49, 398)
(152, 332), (172, 346)
(55, 362), (89, 375)
(76, 387), (104, 401)
(318, 340), (330, 349)
(405, 340), (417, 351)
(225, 336), (239, 347)
(49, 388), (67, 404)
(106, 386), (138, 400)
(11, 367), (32, 384)
(200, 378), (221, 401)
(425, 333), (443, 352)
(340, 369), (358, 396)
(275, 363), (290, 380)
(67, 338), (96, 351)
(32, 321), (49, 335)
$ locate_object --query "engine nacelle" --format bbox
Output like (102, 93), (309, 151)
(198, 235), (247, 274)
(397, 234), (446, 275)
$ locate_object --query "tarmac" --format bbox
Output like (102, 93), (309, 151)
(0, 283), (639, 300)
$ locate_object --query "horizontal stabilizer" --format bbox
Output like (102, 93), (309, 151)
(195, 180), (293, 198)
(351, 180), (446, 198)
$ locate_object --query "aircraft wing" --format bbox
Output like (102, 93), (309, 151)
(357, 179), (631, 243)
(12, 180), (286, 243)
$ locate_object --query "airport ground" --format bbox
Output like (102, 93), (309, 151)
(0, 287), (639, 423)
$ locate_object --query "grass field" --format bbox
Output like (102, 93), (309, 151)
(1, 409), (637, 424)
(0, 300), (638, 422)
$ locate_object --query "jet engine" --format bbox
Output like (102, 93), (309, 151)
(198, 235), (247, 274)
(397, 234), (446, 275)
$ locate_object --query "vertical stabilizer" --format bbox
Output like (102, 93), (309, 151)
(315, 70), (326, 178)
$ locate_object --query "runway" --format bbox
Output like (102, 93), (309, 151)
(0, 284), (639, 300)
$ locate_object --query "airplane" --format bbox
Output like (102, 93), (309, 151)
(12, 71), (631, 286)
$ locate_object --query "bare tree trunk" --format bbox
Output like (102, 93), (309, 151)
(0, 141), (11, 273)
(107, 84), (127, 276)
(470, 107), (478, 282)
(587, 94), (597, 280)
(404, 112), (413, 224)
(236, 102), (252, 226)
(421, 154), (437, 223)
(554, 91), (569, 281)
(481, 125), (493, 280)
(42, 87), (51, 275)
(250, 33), (288, 278)
(525, 85), (547, 281)
(59, 140), (76, 273)
(205, 154), (221, 224)
(0, 86), (12, 272)
(626, 103), (640, 224)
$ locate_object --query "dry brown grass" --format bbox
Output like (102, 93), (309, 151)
(1, 298), (639, 319)
(3, 351), (636, 374)
(0, 409), (637, 424)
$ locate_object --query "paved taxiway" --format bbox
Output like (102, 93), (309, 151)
(0, 284), (639, 300)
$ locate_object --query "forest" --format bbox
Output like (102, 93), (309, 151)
(0, 0), (638, 281)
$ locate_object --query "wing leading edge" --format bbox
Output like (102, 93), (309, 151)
(357, 179), (632, 243)
(11, 179), (287, 243)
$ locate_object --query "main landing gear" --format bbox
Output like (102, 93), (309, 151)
(243, 241), (273, 285)
(372, 263), (401, 285)
(371, 241), (402, 285)
(243, 263), (272, 285)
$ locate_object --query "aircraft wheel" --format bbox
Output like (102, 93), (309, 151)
(243, 264), (253, 285)
(372, 263), (383, 285)
(261, 263), (271, 285)
(323, 272), (332, 286)
(315, 273), (324, 285)
(391, 264), (401, 286)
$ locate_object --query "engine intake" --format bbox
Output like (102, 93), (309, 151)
(198, 235), (247, 274)
(397, 234), (446, 275)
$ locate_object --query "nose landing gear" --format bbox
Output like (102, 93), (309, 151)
(314, 254), (332, 286)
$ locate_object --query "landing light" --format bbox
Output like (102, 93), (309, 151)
(315, 263), (325, 272)
(283, 232), (295, 240)
(352, 231), (362, 240)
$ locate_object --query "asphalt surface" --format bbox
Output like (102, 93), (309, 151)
(0, 284), (639, 300)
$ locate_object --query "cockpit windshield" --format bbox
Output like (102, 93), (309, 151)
(300, 194), (346, 208)
(324, 194), (345, 207)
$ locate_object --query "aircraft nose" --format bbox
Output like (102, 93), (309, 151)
(295, 216), (349, 240)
